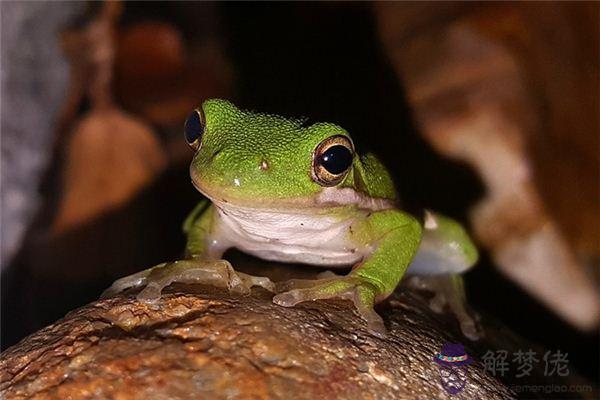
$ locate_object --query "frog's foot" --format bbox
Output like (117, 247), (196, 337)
(316, 270), (340, 279)
(273, 276), (386, 336)
(407, 274), (482, 341)
(102, 259), (275, 302)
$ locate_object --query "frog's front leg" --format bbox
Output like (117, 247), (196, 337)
(102, 202), (275, 300)
(273, 209), (422, 336)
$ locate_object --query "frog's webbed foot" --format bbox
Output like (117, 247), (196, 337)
(273, 276), (386, 336)
(102, 259), (275, 301)
(407, 274), (482, 341)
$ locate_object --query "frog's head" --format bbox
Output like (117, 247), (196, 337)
(185, 99), (356, 208)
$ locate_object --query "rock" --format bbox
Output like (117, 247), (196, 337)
(0, 283), (516, 399)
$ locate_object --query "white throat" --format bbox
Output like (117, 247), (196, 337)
(213, 199), (366, 266)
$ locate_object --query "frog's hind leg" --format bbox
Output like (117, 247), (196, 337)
(405, 211), (482, 340)
(102, 258), (275, 301)
(406, 210), (478, 276)
(408, 274), (482, 340)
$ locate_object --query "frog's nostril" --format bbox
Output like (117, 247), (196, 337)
(259, 160), (269, 171)
(209, 149), (222, 161)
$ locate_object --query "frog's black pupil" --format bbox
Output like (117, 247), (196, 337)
(319, 145), (352, 175)
(184, 111), (203, 144)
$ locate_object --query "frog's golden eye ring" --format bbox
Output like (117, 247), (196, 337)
(184, 108), (205, 151)
(312, 135), (354, 186)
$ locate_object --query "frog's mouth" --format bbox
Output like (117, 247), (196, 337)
(190, 171), (270, 209)
(190, 168), (395, 213)
(190, 174), (314, 211)
(190, 174), (223, 204)
(189, 162), (315, 209)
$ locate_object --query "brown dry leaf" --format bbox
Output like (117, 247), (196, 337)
(116, 22), (185, 82)
(375, 3), (600, 330)
(115, 21), (233, 130)
(52, 108), (167, 234)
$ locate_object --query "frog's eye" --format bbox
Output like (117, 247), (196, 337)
(312, 135), (354, 186)
(184, 108), (205, 151)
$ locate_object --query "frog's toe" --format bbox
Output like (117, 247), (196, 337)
(316, 270), (339, 279)
(102, 259), (274, 302)
(137, 282), (163, 302)
(459, 316), (481, 341)
(429, 291), (446, 313)
(238, 271), (276, 293)
(272, 289), (307, 307)
(273, 276), (387, 335)
(273, 278), (355, 306)
(134, 259), (252, 301)
(351, 284), (387, 336)
(274, 277), (336, 293)
(101, 265), (162, 299)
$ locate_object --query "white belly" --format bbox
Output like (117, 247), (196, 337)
(214, 203), (364, 266)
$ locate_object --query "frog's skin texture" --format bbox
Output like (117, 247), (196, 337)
(104, 100), (480, 339)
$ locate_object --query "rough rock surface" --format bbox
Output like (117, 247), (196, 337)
(0, 284), (515, 400)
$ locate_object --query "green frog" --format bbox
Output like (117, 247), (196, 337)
(104, 99), (480, 339)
